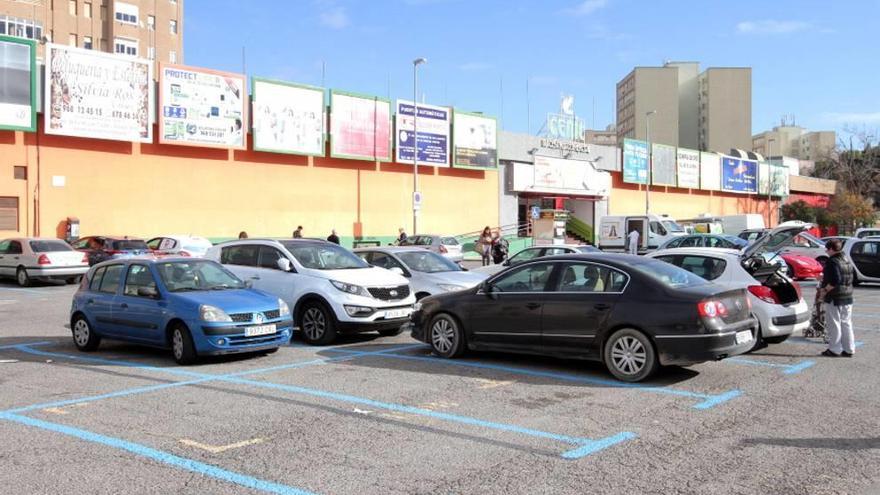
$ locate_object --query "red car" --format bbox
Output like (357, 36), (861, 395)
(781, 253), (823, 280)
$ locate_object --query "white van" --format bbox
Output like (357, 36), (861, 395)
(598, 213), (686, 252)
(206, 239), (415, 345)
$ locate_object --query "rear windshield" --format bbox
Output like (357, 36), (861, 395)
(110, 240), (148, 251)
(413, 236), (434, 246)
(632, 259), (709, 289)
(440, 237), (459, 245)
(30, 241), (73, 252)
(398, 251), (461, 273)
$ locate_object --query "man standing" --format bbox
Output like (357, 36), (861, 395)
(327, 229), (340, 245)
(818, 239), (855, 357)
(397, 227), (408, 245)
(293, 226), (303, 238)
(627, 228), (640, 255)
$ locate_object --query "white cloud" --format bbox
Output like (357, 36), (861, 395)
(563, 0), (608, 16)
(458, 62), (493, 72)
(319, 6), (350, 29)
(736, 20), (811, 35)
(824, 112), (880, 124)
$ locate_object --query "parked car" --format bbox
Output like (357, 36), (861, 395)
(854, 228), (880, 239)
(844, 237), (880, 285)
(72, 236), (152, 266)
(146, 235), (214, 258)
(738, 224), (828, 265)
(0, 237), (89, 287)
(410, 253), (757, 382)
(649, 223), (812, 349)
(399, 234), (464, 263)
(206, 239), (415, 345)
(354, 247), (488, 300)
(779, 253), (823, 280)
(657, 234), (748, 251)
(472, 244), (601, 276)
(70, 258), (292, 364)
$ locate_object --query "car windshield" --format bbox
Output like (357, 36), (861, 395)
(397, 251), (461, 273)
(281, 242), (368, 270)
(157, 260), (245, 292)
(111, 240), (148, 251)
(663, 220), (685, 233)
(30, 240), (73, 252)
(632, 259), (709, 288)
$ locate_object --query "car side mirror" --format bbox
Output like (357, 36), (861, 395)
(483, 281), (498, 299)
(137, 287), (159, 299)
(389, 266), (406, 277)
(276, 258), (292, 272)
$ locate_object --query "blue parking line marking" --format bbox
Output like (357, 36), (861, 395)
(561, 432), (638, 459)
(0, 287), (45, 295)
(782, 361), (816, 374)
(725, 357), (815, 375)
(323, 347), (741, 410)
(9, 344), (635, 459)
(0, 412), (317, 495)
(0, 341), (51, 351)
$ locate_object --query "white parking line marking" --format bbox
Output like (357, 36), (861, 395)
(178, 437), (266, 454)
(474, 378), (516, 389)
(418, 401), (459, 410)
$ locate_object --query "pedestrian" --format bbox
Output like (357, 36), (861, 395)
(627, 228), (640, 255)
(327, 229), (340, 245)
(478, 226), (493, 266)
(238, 231), (248, 239)
(397, 227), (408, 245)
(818, 239), (855, 357)
(491, 230), (509, 264)
(293, 226), (303, 238)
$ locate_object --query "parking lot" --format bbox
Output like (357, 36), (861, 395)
(1, 279), (879, 495)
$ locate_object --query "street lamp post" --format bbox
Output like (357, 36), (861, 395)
(645, 110), (657, 215)
(767, 137), (776, 226)
(412, 57), (427, 236)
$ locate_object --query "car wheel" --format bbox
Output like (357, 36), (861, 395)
(429, 313), (466, 358)
(378, 327), (404, 337)
(748, 322), (767, 353)
(603, 328), (658, 382)
(764, 334), (790, 344)
(71, 314), (101, 352)
(299, 302), (337, 345)
(171, 325), (197, 365)
(66, 276), (82, 285)
(16, 267), (30, 287)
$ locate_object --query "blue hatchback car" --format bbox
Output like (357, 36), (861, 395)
(70, 258), (293, 364)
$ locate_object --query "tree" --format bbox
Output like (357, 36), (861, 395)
(811, 127), (880, 206)
(780, 200), (816, 223)
(828, 191), (877, 235)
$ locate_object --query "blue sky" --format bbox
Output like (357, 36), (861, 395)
(185, 0), (880, 140)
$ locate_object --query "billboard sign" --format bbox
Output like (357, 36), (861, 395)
(722, 157), (758, 193)
(622, 138), (648, 184)
(529, 155), (610, 196)
(329, 91), (391, 161)
(759, 162), (790, 197)
(0, 36), (36, 132)
(651, 143), (677, 186)
(676, 147), (700, 188)
(452, 110), (497, 169)
(252, 78), (324, 156)
(45, 44), (152, 142)
(700, 152), (721, 191)
(160, 64), (246, 149)
(395, 100), (450, 167)
(545, 113), (586, 141)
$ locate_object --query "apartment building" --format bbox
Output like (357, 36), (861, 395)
(753, 125), (836, 161)
(615, 66), (679, 147)
(0, 0), (182, 71)
(698, 67), (751, 153)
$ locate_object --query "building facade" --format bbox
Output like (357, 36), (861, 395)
(0, 0), (182, 71)
(615, 66), (679, 147)
(583, 125), (617, 146)
(698, 67), (751, 153)
(753, 125), (836, 162)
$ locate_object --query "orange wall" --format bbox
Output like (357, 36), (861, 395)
(0, 126), (499, 240)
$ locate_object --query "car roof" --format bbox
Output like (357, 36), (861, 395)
(354, 246), (433, 253)
(82, 236), (146, 242)
(93, 256), (213, 267)
(529, 253), (661, 267)
(214, 238), (331, 247)
(649, 247), (741, 259)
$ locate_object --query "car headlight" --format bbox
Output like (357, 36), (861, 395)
(200, 304), (232, 322)
(278, 298), (290, 317)
(330, 279), (369, 297)
(437, 283), (465, 292)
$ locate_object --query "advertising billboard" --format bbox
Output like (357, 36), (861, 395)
(252, 78), (324, 156)
(160, 64), (246, 149)
(651, 143), (677, 186)
(722, 157), (758, 193)
(329, 90), (392, 161)
(623, 138), (648, 184)
(759, 162), (790, 197)
(45, 44), (152, 142)
(0, 36), (36, 132)
(676, 147), (700, 189)
(529, 155), (610, 196)
(700, 152), (721, 191)
(452, 110), (497, 169)
(395, 100), (450, 167)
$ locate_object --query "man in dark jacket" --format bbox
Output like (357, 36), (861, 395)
(327, 229), (340, 245)
(818, 239), (855, 357)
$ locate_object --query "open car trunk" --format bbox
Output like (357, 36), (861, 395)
(744, 256), (801, 305)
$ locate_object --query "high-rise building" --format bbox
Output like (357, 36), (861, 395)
(753, 124), (836, 161)
(616, 62), (751, 154)
(0, 0), (183, 73)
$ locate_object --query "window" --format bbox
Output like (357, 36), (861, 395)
(169, 19), (177, 34)
(157, 261), (244, 292)
(98, 264), (124, 294)
(147, 46), (155, 60)
(649, 221), (668, 236)
(632, 259), (708, 289)
(257, 246), (286, 269)
(280, 242), (368, 270)
(69, 0), (77, 16)
(0, 240), (9, 254)
(114, 37), (138, 56)
(220, 245), (258, 266)
(507, 248), (543, 266)
(677, 256), (727, 281)
(84, 2), (92, 18)
(665, 238), (683, 249)
(124, 264), (157, 297)
(7, 241), (22, 254)
(853, 242), (879, 256)
(169, 50), (176, 63)
(492, 263), (555, 293)
(0, 16), (44, 41)
(0, 197), (18, 230)
(679, 237), (701, 248)
(369, 252), (404, 271)
(89, 266), (106, 291)
(69, 33), (77, 46)
(14, 167), (27, 180)
(147, 15), (155, 30)
(30, 241), (73, 253)
(114, 2), (138, 25)
(146, 238), (163, 250)
(557, 263), (627, 293)
(397, 251), (460, 273)
(83, 36), (92, 49)
(543, 248), (570, 256)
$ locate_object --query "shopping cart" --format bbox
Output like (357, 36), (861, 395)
(803, 289), (827, 342)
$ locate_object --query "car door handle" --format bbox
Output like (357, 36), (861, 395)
(526, 303), (542, 310)
(119, 303), (128, 309)
(593, 303), (611, 311)
(250, 276), (261, 280)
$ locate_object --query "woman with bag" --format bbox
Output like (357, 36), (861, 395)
(478, 226), (493, 266)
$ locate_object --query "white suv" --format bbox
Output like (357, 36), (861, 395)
(206, 239), (415, 345)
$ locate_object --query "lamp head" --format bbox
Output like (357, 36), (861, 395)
(413, 57), (427, 66)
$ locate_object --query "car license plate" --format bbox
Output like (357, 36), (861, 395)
(385, 308), (412, 319)
(244, 324), (276, 337)
(735, 330), (753, 345)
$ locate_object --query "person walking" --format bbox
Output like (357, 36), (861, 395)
(627, 228), (640, 255)
(478, 226), (493, 266)
(397, 227), (408, 245)
(327, 229), (340, 245)
(238, 231), (248, 239)
(818, 239), (855, 357)
(293, 226), (303, 238)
